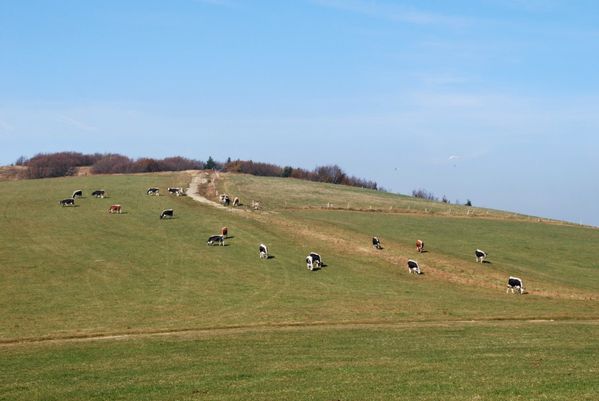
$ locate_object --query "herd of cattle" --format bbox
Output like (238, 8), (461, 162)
(59, 187), (526, 294)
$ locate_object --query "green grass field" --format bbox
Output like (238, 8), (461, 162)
(1, 172), (598, 400)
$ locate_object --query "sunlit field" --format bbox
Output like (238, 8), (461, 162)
(1, 172), (598, 400)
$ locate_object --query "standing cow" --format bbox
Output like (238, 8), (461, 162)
(147, 187), (160, 196)
(91, 190), (105, 198)
(207, 235), (225, 246)
(233, 197), (240, 207)
(160, 209), (174, 219)
(220, 227), (228, 237)
(59, 198), (75, 207)
(506, 276), (525, 294)
(72, 190), (83, 198)
(407, 259), (422, 274)
(168, 187), (184, 196)
(416, 240), (424, 253)
(306, 252), (322, 271)
(372, 236), (382, 249)
(108, 204), (122, 214)
(259, 244), (268, 259)
(475, 249), (487, 263)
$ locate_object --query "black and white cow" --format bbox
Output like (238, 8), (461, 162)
(506, 276), (525, 294)
(168, 187), (184, 196)
(407, 259), (422, 274)
(207, 235), (225, 246)
(259, 243), (268, 259)
(219, 194), (230, 206)
(91, 190), (105, 198)
(72, 190), (83, 198)
(160, 209), (174, 219)
(475, 249), (487, 263)
(147, 187), (160, 196)
(372, 236), (382, 249)
(59, 198), (75, 207)
(306, 252), (322, 270)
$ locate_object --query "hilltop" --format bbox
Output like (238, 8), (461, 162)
(1, 171), (598, 400)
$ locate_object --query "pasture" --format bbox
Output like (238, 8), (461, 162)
(1, 172), (598, 400)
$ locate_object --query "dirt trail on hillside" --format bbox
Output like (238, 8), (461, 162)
(183, 172), (596, 302)
(3, 318), (599, 347)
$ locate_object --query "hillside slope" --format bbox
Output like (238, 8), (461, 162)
(1, 172), (598, 400)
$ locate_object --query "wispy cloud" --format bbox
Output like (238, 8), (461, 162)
(55, 115), (97, 132)
(312, 0), (470, 27)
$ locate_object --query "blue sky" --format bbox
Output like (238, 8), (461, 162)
(1, 0), (598, 225)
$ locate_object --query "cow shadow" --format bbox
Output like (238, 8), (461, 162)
(419, 250), (429, 254)
(483, 260), (492, 264)
(267, 255), (275, 259)
(225, 235), (235, 239)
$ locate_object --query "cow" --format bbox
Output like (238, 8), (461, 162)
(507, 276), (525, 294)
(147, 187), (160, 196)
(233, 197), (240, 207)
(219, 194), (230, 206)
(306, 252), (322, 270)
(91, 190), (105, 198)
(168, 187), (184, 196)
(407, 259), (422, 274)
(251, 200), (261, 210)
(160, 209), (174, 219)
(108, 204), (122, 214)
(259, 243), (268, 259)
(72, 190), (83, 198)
(220, 227), (228, 237)
(416, 240), (424, 253)
(475, 249), (487, 263)
(59, 198), (75, 207)
(207, 235), (225, 246)
(372, 236), (382, 249)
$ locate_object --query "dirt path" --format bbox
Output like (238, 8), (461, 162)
(4, 318), (599, 348)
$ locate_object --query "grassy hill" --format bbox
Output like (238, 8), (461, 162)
(1, 172), (598, 400)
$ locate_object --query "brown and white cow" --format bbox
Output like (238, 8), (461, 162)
(221, 227), (228, 237)
(416, 240), (424, 253)
(108, 204), (122, 214)
(233, 197), (240, 206)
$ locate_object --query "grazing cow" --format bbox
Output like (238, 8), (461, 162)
(506, 276), (525, 294)
(108, 204), (122, 214)
(168, 187), (184, 196)
(219, 194), (230, 206)
(72, 190), (83, 198)
(147, 187), (160, 196)
(259, 243), (268, 259)
(306, 252), (322, 270)
(372, 236), (382, 249)
(207, 235), (225, 246)
(475, 249), (487, 263)
(160, 209), (174, 219)
(220, 227), (228, 237)
(407, 259), (422, 274)
(416, 240), (424, 253)
(233, 197), (240, 207)
(59, 198), (75, 207)
(91, 190), (105, 198)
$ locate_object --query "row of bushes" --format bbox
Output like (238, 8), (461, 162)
(223, 160), (378, 190)
(19, 152), (204, 179)
(15, 152), (379, 190)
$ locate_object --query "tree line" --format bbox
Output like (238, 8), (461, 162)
(14, 152), (379, 190)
